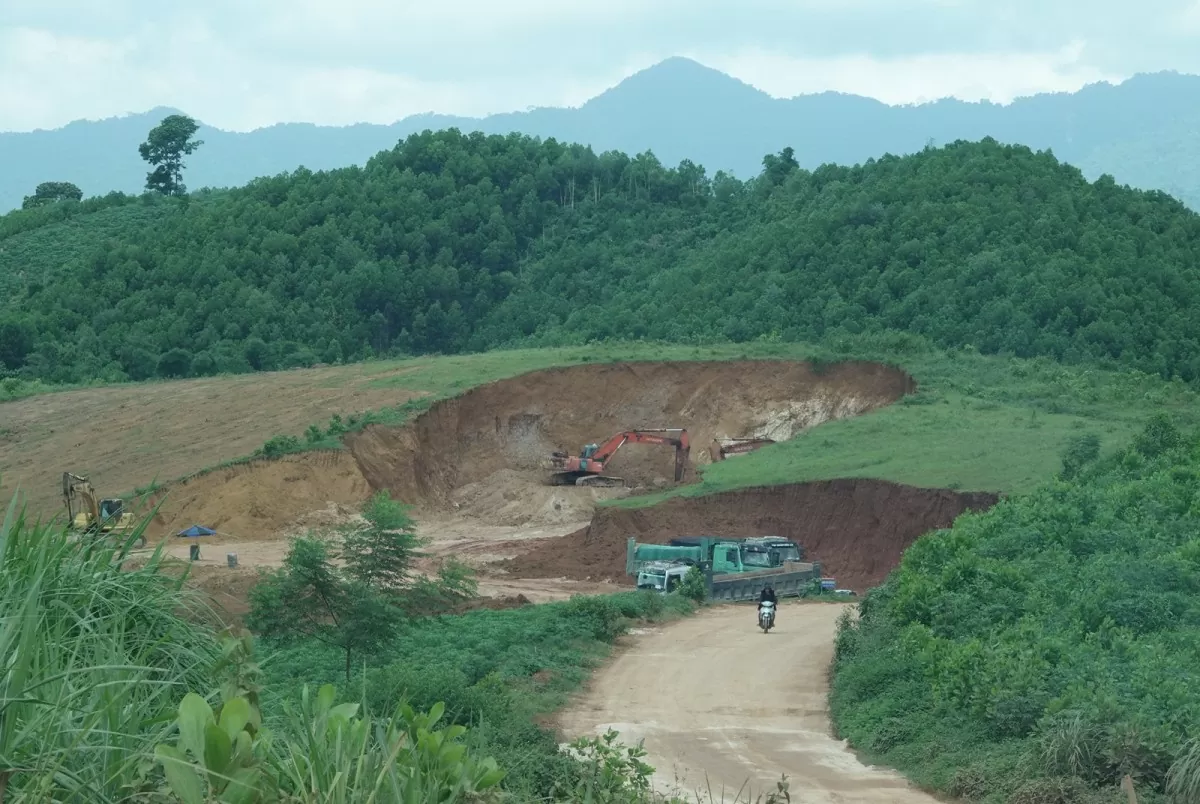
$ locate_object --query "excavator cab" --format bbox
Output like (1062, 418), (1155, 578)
(99, 498), (124, 523)
(550, 429), (689, 488)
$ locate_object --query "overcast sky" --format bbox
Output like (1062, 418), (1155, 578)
(4, 0), (1200, 132)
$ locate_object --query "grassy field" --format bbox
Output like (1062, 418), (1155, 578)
(5, 337), (1196, 518)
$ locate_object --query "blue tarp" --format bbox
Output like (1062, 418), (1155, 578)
(177, 525), (217, 538)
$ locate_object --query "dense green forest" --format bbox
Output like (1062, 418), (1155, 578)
(831, 416), (1200, 803)
(4, 129), (1200, 385)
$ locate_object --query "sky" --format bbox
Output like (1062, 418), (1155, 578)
(3, 0), (1200, 132)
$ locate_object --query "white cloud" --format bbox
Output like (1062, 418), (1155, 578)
(0, 0), (1197, 132)
(703, 41), (1121, 105)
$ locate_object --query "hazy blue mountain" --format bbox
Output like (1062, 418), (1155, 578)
(4, 57), (1200, 212)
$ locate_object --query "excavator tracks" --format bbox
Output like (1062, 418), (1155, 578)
(547, 472), (627, 488)
(575, 475), (626, 488)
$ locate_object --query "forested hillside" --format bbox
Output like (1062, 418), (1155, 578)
(3, 129), (1200, 385)
(831, 415), (1200, 801)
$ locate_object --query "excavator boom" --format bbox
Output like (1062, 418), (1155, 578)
(549, 428), (690, 487)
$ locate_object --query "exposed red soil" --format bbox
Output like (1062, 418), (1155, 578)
(342, 359), (914, 513)
(499, 480), (1000, 592)
(143, 359), (914, 542)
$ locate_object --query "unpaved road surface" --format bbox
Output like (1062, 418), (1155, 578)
(559, 602), (939, 803)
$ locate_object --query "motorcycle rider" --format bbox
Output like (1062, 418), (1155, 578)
(758, 584), (777, 625)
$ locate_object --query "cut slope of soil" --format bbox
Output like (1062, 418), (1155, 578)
(500, 479), (999, 591)
(343, 359), (913, 513)
(145, 451), (371, 540)
(143, 359), (913, 541)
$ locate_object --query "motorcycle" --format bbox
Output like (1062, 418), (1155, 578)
(758, 600), (776, 633)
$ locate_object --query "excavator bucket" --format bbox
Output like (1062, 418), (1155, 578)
(710, 437), (774, 461)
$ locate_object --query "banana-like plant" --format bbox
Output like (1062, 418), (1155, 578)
(154, 692), (271, 804)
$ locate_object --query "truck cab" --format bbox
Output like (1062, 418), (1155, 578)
(667, 536), (799, 572)
(741, 536), (804, 564)
(635, 560), (691, 593)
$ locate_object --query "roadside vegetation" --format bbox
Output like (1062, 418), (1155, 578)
(831, 414), (1200, 803)
(2, 488), (793, 802)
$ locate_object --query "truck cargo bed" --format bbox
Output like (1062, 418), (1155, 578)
(709, 563), (821, 602)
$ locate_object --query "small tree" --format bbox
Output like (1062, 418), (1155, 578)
(247, 537), (398, 681)
(340, 492), (425, 594)
(156, 347), (193, 378)
(676, 565), (708, 603)
(22, 181), (83, 209)
(248, 493), (477, 680)
(139, 114), (204, 196)
(1134, 413), (1182, 459)
(1059, 433), (1101, 480)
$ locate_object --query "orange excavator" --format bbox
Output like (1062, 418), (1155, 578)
(549, 428), (690, 488)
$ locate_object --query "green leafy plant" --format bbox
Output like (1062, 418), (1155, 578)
(275, 687), (504, 803)
(154, 692), (267, 804)
(675, 566), (708, 603)
(248, 493), (477, 680)
(559, 729), (656, 803)
(831, 419), (1200, 801)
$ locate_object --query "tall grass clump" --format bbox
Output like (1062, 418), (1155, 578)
(0, 493), (218, 802)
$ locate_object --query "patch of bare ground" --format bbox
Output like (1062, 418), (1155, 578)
(0, 364), (424, 516)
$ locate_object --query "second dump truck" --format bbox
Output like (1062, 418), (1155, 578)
(626, 536), (826, 602)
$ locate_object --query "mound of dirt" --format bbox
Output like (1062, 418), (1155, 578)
(448, 469), (628, 526)
(499, 480), (999, 591)
(146, 451), (370, 541)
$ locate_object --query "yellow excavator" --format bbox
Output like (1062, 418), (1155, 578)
(62, 472), (146, 548)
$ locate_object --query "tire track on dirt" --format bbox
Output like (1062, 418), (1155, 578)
(558, 602), (939, 803)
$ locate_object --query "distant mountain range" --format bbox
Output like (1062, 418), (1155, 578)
(4, 57), (1200, 213)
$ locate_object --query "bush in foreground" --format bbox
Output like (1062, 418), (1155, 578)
(831, 415), (1200, 803)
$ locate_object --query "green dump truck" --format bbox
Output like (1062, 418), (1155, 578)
(626, 536), (826, 602)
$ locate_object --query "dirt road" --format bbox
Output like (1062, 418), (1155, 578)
(558, 602), (939, 803)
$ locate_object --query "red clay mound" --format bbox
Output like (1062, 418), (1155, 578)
(499, 480), (999, 591)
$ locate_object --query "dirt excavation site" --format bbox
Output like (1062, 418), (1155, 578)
(119, 358), (996, 799)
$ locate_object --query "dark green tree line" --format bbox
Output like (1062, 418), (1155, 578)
(3, 130), (1200, 385)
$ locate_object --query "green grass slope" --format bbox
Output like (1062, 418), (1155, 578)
(3, 131), (1200, 387)
(831, 416), (1200, 803)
